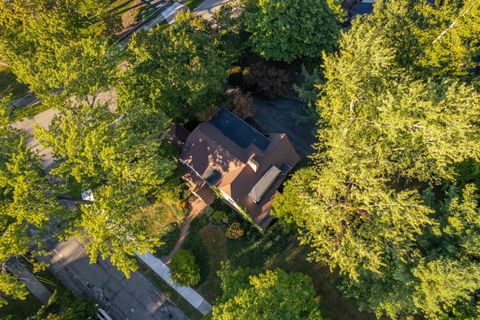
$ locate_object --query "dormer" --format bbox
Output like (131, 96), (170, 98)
(248, 156), (259, 172)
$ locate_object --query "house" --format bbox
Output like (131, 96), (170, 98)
(179, 108), (301, 229)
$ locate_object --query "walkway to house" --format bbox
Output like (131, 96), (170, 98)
(164, 196), (209, 264)
(136, 252), (212, 315)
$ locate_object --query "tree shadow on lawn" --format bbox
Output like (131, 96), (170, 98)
(265, 241), (376, 320)
(154, 223), (182, 258)
(195, 216), (375, 320)
(196, 224), (226, 303)
(227, 224), (294, 270)
(195, 220), (296, 304)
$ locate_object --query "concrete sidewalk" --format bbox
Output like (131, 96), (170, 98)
(136, 252), (212, 315)
(6, 258), (52, 304)
(161, 2), (188, 24)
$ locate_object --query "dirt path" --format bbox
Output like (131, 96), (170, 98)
(163, 196), (209, 264)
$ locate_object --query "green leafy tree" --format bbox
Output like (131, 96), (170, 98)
(0, 0), (120, 98)
(274, 1), (480, 278)
(356, 0), (480, 82)
(170, 249), (201, 286)
(414, 0), (480, 81)
(245, 0), (341, 62)
(212, 268), (323, 320)
(274, 167), (434, 280)
(35, 102), (179, 276)
(340, 183), (480, 319)
(293, 66), (321, 123)
(441, 184), (480, 257)
(118, 10), (229, 120)
(273, 1), (480, 318)
(412, 259), (480, 319)
(216, 262), (254, 301)
(35, 102), (176, 192)
(78, 184), (160, 277)
(212, 0), (250, 63)
(0, 98), (60, 306)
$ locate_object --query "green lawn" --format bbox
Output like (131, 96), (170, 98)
(0, 66), (29, 99)
(180, 201), (375, 320)
(137, 260), (203, 320)
(109, 0), (147, 26)
(109, 0), (137, 14)
(196, 224), (226, 302)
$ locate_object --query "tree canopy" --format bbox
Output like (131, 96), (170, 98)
(117, 10), (229, 120)
(28, 289), (97, 320)
(273, 0), (480, 318)
(0, 0), (120, 99)
(244, 0), (342, 62)
(170, 249), (201, 286)
(212, 267), (323, 320)
(0, 98), (60, 305)
(35, 101), (180, 276)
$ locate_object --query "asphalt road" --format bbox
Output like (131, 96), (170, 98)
(41, 239), (188, 320)
(195, 0), (232, 20)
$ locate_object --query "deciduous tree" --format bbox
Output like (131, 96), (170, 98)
(0, 98), (60, 306)
(0, 0), (120, 99)
(212, 268), (323, 320)
(35, 101), (179, 276)
(170, 249), (201, 286)
(77, 184), (160, 277)
(273, 1), (480, 318)
(245, 0), (342, 62)
(118, 10), (229, 120)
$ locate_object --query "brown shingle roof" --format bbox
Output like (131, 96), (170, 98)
(180, 110), (301, 229)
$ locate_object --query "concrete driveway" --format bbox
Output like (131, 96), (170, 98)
(247, 97), (317, 159)
(42, 239), (188, 320)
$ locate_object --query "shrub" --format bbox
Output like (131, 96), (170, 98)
(226, 87), (255, 119)
(244, 62), (288, 99)
(170, 249), (201, 286)
(211, 210), (229, 225)
(228, 66), (244, 87)
(225, 222), (244, 239)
